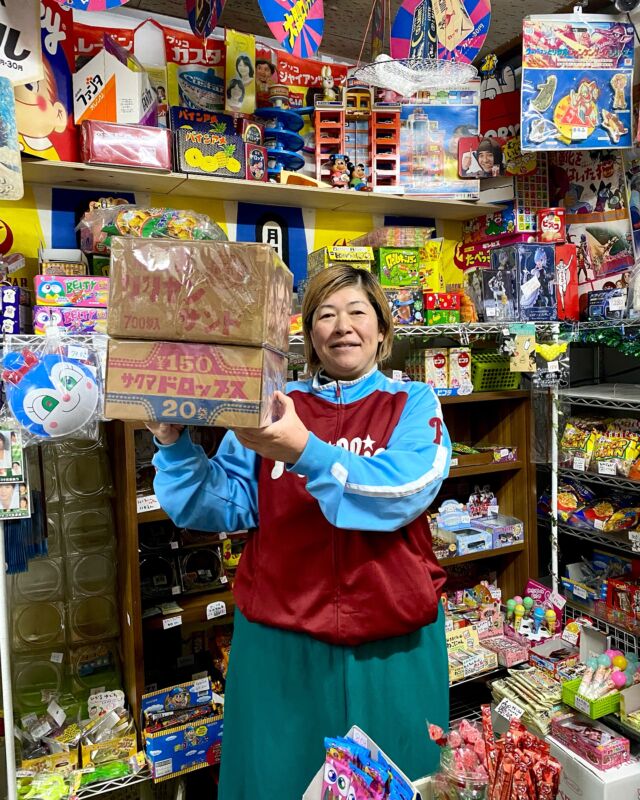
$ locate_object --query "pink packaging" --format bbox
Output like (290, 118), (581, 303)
(550, 712), (630, 770)
(34, 276), (109, 308)
(81, 120), (172, 172)
(524, 578), (563, 632)
(480, 635), (528, 667)
(33, 307), (107, 335)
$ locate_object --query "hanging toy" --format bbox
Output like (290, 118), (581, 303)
(1, 348), (100, 440)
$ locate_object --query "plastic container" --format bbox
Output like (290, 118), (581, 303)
(562, 677), (621, 719)
(43, 452), (114, 504)
(66, 552), (116, 598)
(139, 520), (179, 552)
(69, 640), (121, 695)
(432, 749), (488, 800)
(48, 501), (116, 555)
(67, 596), (119, 644)
(12, 602), (65, 652)
(11, 558), (64, 603)
(12, 655), (66, 712)
(471, 353), (520, 392)
(140, 554), (179, 599)
(179, 547), (224, 594)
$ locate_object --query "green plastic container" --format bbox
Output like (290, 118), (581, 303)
(471, 353), (521, 392)
(562, 677), (621, 719)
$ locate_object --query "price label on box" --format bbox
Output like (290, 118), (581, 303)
(549, 591), (566, 610)
(609, 296), (626, 312)
(574, 695), (590, 715)
(594, 519), (604, 530)
(137, 495), (161, 513)
(462, 654), (485, 677)
(495, 698), (525, 721)
(572, 456), (585, 472)
(50, 652), (63, 664)
(629, 531), (640, 552)
(573, 585), (588, 600)
(547, 360), (559, 373)
(206, 601), (227, 620)
(597, 460), (616, 476)
(192, 678), (209, 694)
(163, 615), (182, 630)
(475, 620), (490, 634)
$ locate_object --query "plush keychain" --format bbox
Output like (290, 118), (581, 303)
(1, 348), (99, 439)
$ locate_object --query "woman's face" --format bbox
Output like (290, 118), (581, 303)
(238, 60), (250, 78)
(0, 485), (13, 507)
(310, 285), (383, 381)
(231, 84), (243, 101)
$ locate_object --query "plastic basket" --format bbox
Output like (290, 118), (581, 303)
(471, 353), (521, 392)
(562, 677), (620, 719)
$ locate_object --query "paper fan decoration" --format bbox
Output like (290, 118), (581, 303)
(53, 0), (130, 8)
(186, 0), (226, 37)
(258, 0), (324, 57)
(391, 0), (490, 64)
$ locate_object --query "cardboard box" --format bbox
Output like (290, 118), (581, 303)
(108, 238), (292, 352)
(516, 243), (557, 322)
(169, 107), (235, 133)
(175, 128), (246, 178)
(82, 733), (137, 768)
(588, 289), (627, 321)
(528, 637), (580, 681)
(549, 737), (640, 800)
(550, 712), (630, 771)
(141, 677), (214, 723)
(375, 247), (421, 286)
(555, 243), (579, 321)
(105, 340), (287, 429)
(385, 288), (424, 325)
(471, 514), (524, 549)
(245, 144), (268, 182)
(307, 246), (374, 277)
(33, 307), (107, 335)
(422, 349), (448, 390)
(425, 309), (460, 325)
(73, 35), (156, 126)
(144, 714), (223, 782)
(81, 120), (172, 171)
(537, 208), (566, 243)
(34, 276), (109, 308)
(39, 247), (88, 276)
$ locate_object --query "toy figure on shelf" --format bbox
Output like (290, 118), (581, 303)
(348, 161), (371, 191)
(327, 154), (350, 189)
(321, 65), (338, 103)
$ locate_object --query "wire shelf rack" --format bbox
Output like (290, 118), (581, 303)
(558, 467), (640, 494)
(559, 384), (640, 412)
(75, 770), (151, 798)
(564, 600), (640, 657)
(557, 522), (636, 555)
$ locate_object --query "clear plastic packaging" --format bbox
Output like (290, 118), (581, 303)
(12, 601), (65, 652)
(12, 655), (66, 713)
(43, 451), (114, 504)
(67, 596), (119, 644)
(47, 501), (115, 556)
(69, 640), (121, 695)
(80, 120), (173, 171)
(140, 554), (179, 600)
(66, 551), (116, 599)
(11, 557), (65, 604)
(1, 334), (106, 443)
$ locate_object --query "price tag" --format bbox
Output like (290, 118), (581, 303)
(486, 307), (496, 317)
(155, 760), (174, 778)
(549, 591), (566, 610)
(351, 729), (368, 748)
(488, 504), (499, 516)
(171, 586), (181, 595)
(193, 678), (210, 694)
(50, 652), (63, 664)
(609, 296), (626, 312)
(137, 494), (161, 513)
(594, 519), (604, 530)
(597, 460), (617, 476)
(89, 687), (106, 696)
(451, 458), (459, 467)
(170, 541), (179, 550)
(21, 713), (38, 729)
(547, 360), (559, 373)
(574, 695), (590, 715)
(218, 532), (227, 540)
(476, 620), (490, 634)
(572, 456), (586, 472)
(47, 700), (66, 727)
(163, 615), (182, 630)
(499, 448), (510, 458)
(495, 698), (525, 721)
(573, 585), (588, 600)
(68, 345), (89, 361)
(629, 532), (640, 552)
(220, 575), (228, 584)
(206, 601), (227, 620)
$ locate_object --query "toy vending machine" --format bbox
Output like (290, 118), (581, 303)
(344, 85), (373, 186)
(371, 107), (401, 189)
(315, 108), (346, 184)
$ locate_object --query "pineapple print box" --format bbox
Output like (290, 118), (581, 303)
(176, 128), (246, 177)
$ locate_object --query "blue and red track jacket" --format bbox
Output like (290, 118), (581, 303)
(153, 367), (451, 645)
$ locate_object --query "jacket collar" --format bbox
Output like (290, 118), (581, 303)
(310, 366), (382, 403)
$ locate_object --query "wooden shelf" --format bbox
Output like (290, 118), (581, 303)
(439, 542), (525, 567)
(143, 588), (235, 630)
(138, 508), (169, 524)
(448, 460), (523, 479)
(440, 390), (529, 405)
(22, 159), (500, 221)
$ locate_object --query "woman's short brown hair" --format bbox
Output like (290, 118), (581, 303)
(301, 264), (394, 372)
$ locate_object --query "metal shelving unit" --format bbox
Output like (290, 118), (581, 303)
(564, 600), (640, 657)
(559, 384), (640, 412)
(76, 770), (152, 798)
(558, 467), (640, 494)
(556, 522), (636, 555)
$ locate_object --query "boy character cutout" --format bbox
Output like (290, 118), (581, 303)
(14, 60), (68, 161)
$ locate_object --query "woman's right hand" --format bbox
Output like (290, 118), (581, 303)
(146, 423), (185, 446)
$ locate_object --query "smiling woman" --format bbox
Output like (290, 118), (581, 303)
(149, 264), (452, 799)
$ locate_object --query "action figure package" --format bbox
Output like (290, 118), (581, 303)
(515, 243), (557, 321)
(521, 16), (634, 151)
(587, 288), (627, 320)
(554, 243), (579, 320)
(108, 238), (292, 352)
(384, 288), (424, 325)
(484, 247), (518, 320)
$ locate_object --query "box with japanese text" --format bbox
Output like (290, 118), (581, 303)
(108, 239), (292, 352)
(34, 276), (109, 308)
(175, 128), (245, 178)
(33, 307), (107, 335)
(144, 715), (223, 782)
(105, 340), (287, 429)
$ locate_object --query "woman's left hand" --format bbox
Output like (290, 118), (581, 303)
(233, 391), (310, 464)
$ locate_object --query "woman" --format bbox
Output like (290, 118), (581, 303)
(235, 54), (254, 86)
(225, 78), (245, 111)
(150, 265), (451, 799)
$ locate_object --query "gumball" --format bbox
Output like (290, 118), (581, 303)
(506, 598), (516, 620)
(523, 597), (534, 615)
(513, 596), (523, 605)
(611, 671), (627, 690)
(587, 657), (599, 671)
(605, 649), (618, 660)
(597, 654), (611, 668)
(612, 655), (628, 671)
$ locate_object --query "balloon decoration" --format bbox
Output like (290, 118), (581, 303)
(186, 0), (226, 38)
(258, 0), (324, 57)
(391, 0), (491, 64)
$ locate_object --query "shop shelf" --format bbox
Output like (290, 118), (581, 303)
(439, 542), (525, 567)
(448, 460), (523, 479)
(22, 159), (500, 221)
(559, 384), (640, 412)
(76, 769), (151, 798)
(439, 390), (530, 405)
(138, 507), (169, 524)
(564, 599), (640, 657)
(558, 467), (640, 494)
(450, 666), (505, 689)
(556, 521), (636, 555)
(143, 587), (235, 630)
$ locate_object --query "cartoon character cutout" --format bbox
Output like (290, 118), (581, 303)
(610, 74), (628, 110)
(165, 686), (191, 711)
(14, 60), (68, 161)
(1, 350), (99, 439)
(601, 109), (628, 145)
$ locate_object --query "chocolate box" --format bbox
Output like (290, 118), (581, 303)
(34, 276), (109, 308)
(175, 128), (246, 178)
(81, 120), (172, 172)
(169, 107), (235, 133)
(550, 712), (630, 771)
(105, 340), (287, 429)
(33, 307), (107, 335)
(245, 144), (268, 182)
(108, 238), (292, 352)
(307, 246), (374, 277)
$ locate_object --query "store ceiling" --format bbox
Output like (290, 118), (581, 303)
(128, 0), (610, 62)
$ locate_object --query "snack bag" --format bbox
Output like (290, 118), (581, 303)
(592, 432), (640, 478)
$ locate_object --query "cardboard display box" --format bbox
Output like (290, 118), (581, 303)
(549, 737), (640, 800)
(34, 276), (109, 308)
(105, 340), (287, 428)
(108, 239), (292, 353)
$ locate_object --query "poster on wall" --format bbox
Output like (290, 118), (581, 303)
(399, 86), (480, 198)
(225, 30), (255, 114)
(258, 0), (324, 58)
(0, 0), (43, 86)
(391, 0), (491, 63)
(521, 16), (634, 151)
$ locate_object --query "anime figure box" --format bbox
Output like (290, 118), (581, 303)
(514, 243), (557, 321)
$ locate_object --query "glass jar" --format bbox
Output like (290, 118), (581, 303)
(432, 749), (489, 800)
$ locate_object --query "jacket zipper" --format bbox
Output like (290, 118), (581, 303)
(333, 380), (343, 638)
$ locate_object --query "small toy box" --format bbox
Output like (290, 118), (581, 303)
(426, 309), (460, 325)
(446, 627), (498, 683)
(34, 276), (109, 308)
(81, 120), (172, 172)
(424, 292), (461, 311)
(471, 514), (524, 549)
(307, 246), (374, 277)
(375, 247), (421, 286)
(39, 248), (88, 277)
(384, 287), (423, 325)
(516, 243), (557, 322)
(550, 711), (629, 771)
(175, 128), (246, 178)
(108, 238), (292, 353)
(529, 638), (580, 681)
(537, 208), (566, 243)
(245, 144), (268, 181)
(454, 530), (492, 556)
(144, 714), (223, 781)
(606, 577), (640, 620)
(481, 635), (529, 667)
(587, 289), (627, 321)
(421, 348), (448, 390)
(141, 677), (214, 724)
(105, 340), (286, 429)
(33, 307), (108, 335)
(81, 733), (137, 768)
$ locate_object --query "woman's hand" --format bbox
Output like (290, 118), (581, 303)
(146, 423), (185, 446)
(233, 391), (309, 463)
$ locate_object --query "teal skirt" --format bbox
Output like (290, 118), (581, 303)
(218, 606), (449, 799)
